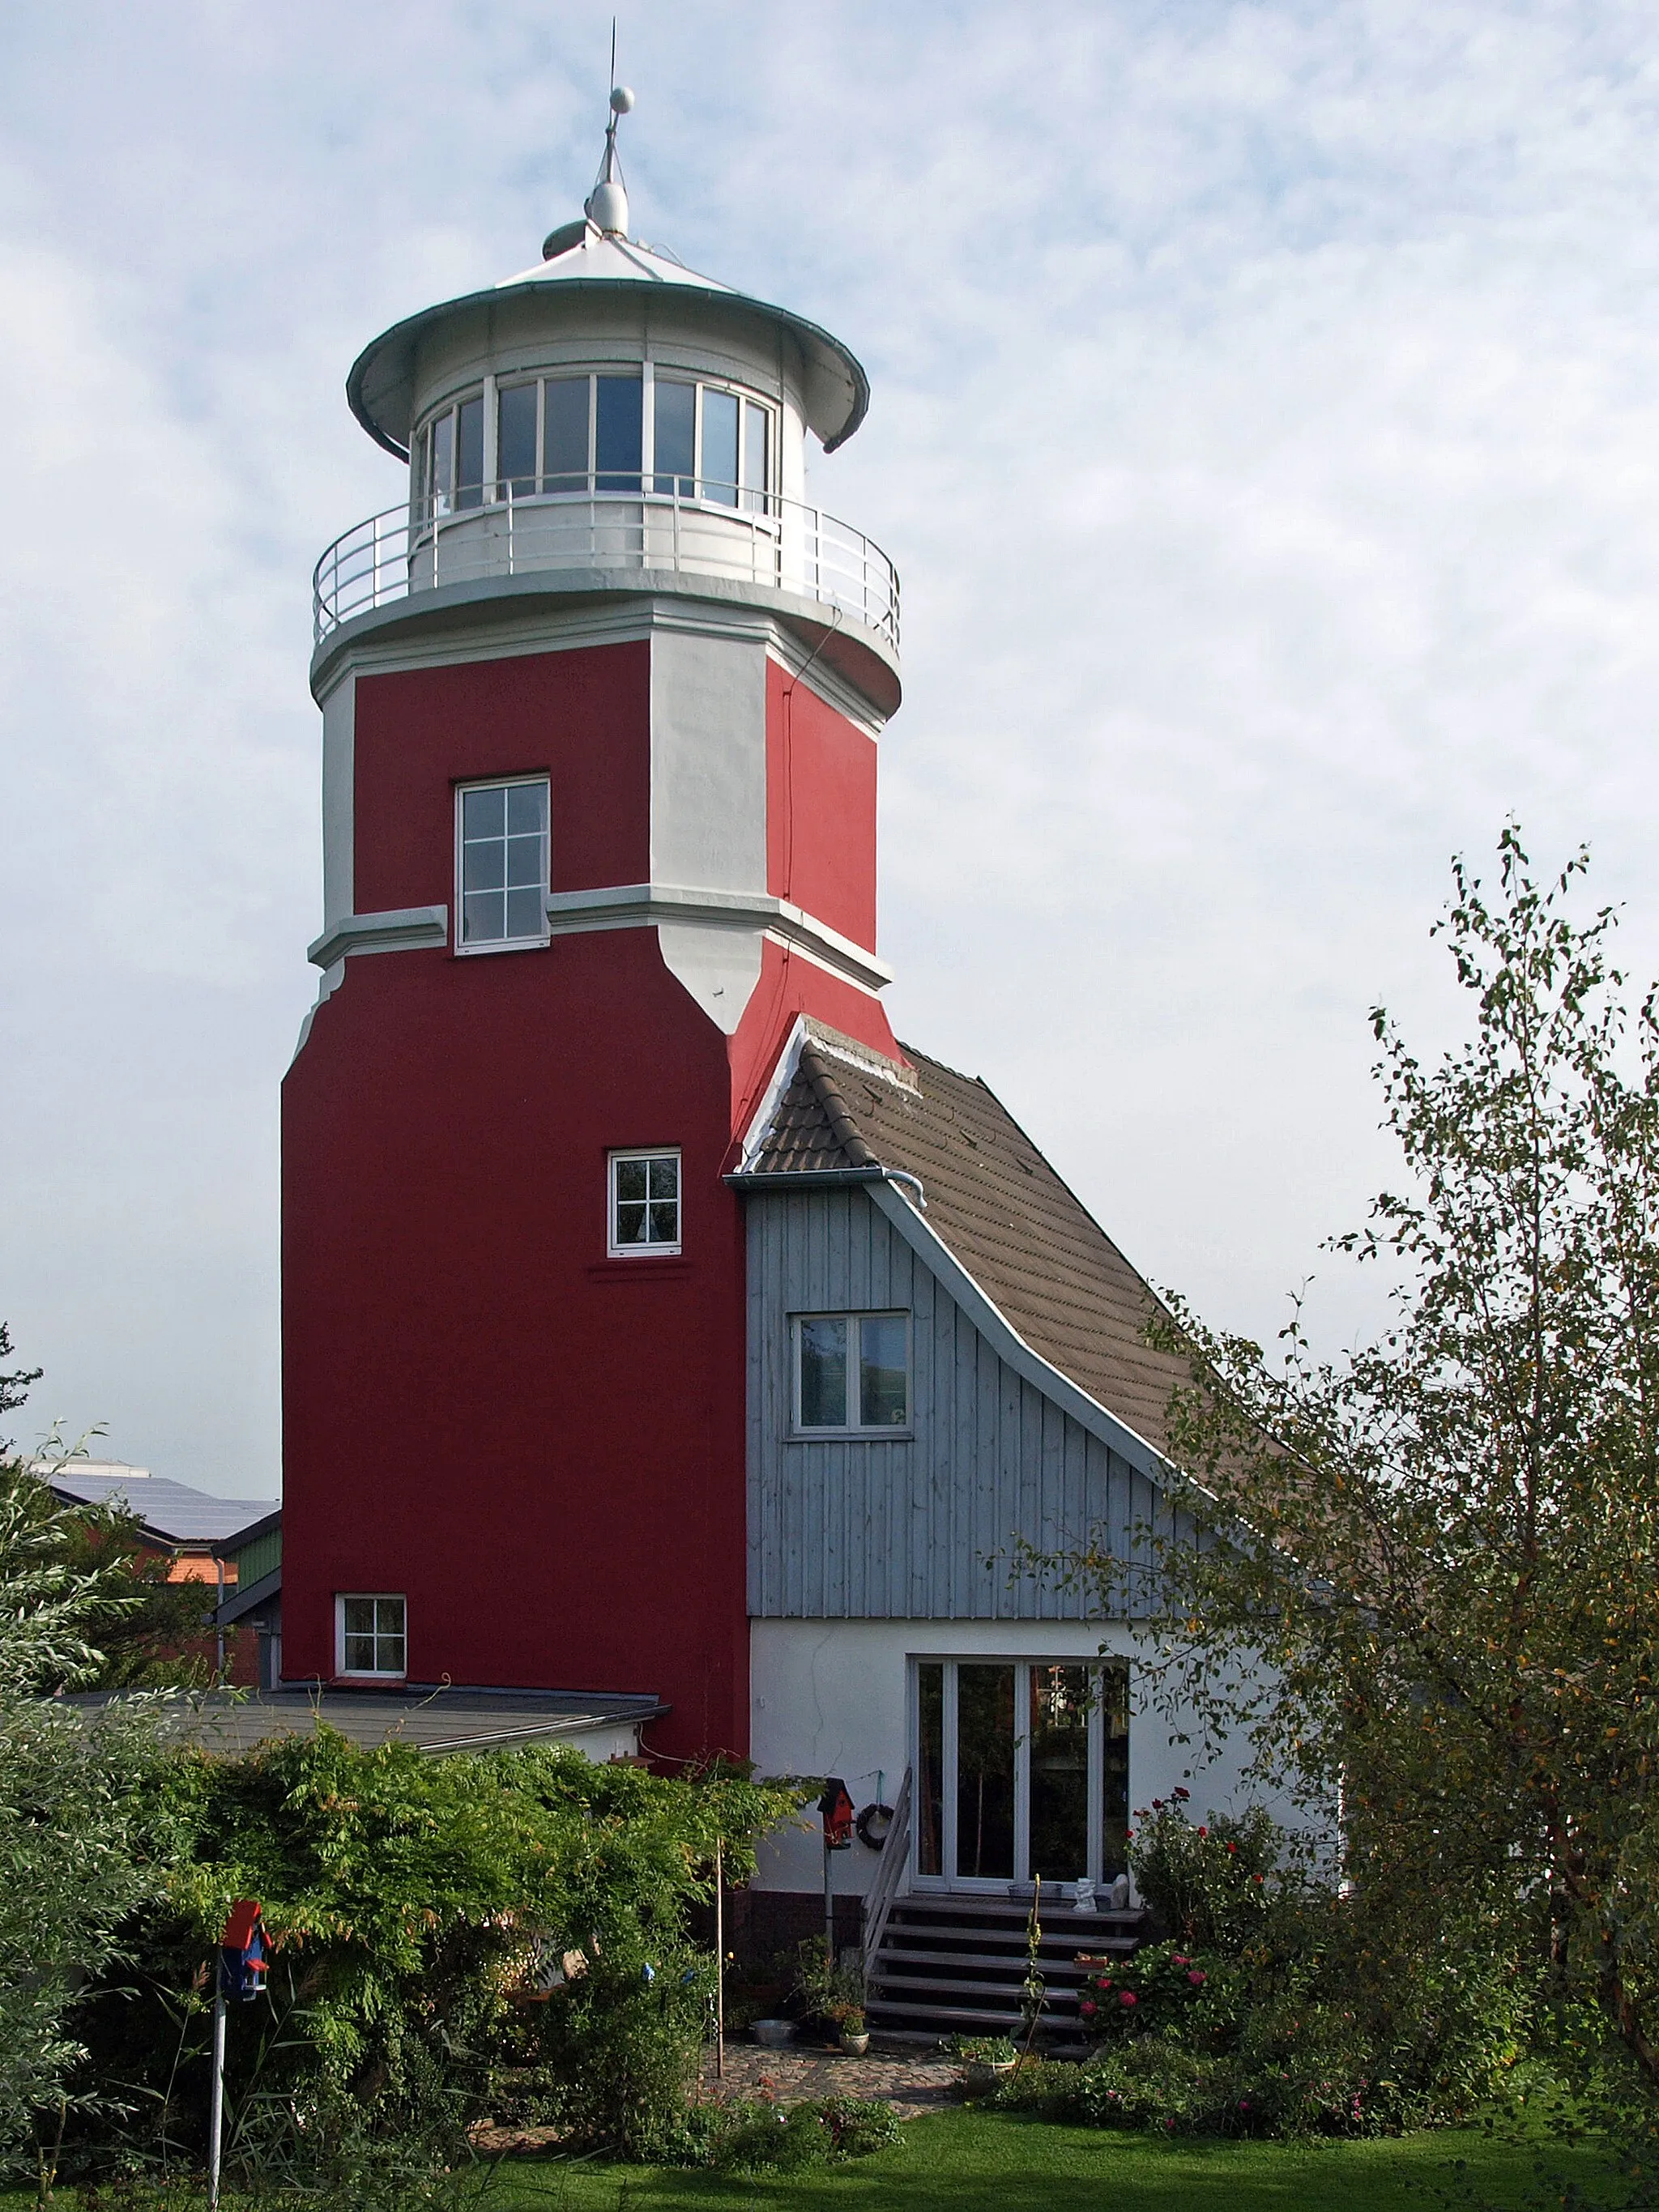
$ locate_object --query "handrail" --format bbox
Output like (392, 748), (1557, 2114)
(861, 1762), (911, 1995)
(312, 475), (900, 653)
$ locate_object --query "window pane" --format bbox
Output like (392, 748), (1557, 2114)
(702, 388), (739, 505)
(647, 1200), (678, 1243)
(504, 887), (543, 939)
(464, 837), (506, 891)
(456, 395), (484, 508)
(343, 1597), (375, 1637)
(743, 399), (769, 513)
(614, 1158), (648, 1204)
(917, 1661), (945, 1877)
(543, 377), (590, 490)
(505, 833), (543, 888)
(374, 1596), (405, 1635)
(1100, 1662), (1131, 1878)
(498, 382), (538, 495)
(798, 1317), (848, 1427)
(595, 375), (642, 491)
(429, 411), (454, 514)
(463, 890), (505, 942)
(1029, 1665), (1091, 1882)
(506, 781), (547, 834)
(344, 1633), (376, 1672)
(463, 785), (505, 837)
(654, 379), (695, 495)
(956, 1664), (1016, 1880)
(647, 1155), (679, 1200)
(859, 1314), (909, 1427)
(614, 1200), (648, 1245)
(378, 1634), (406, 1673)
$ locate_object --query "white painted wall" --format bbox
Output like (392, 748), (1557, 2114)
(748, 1616), (1303, 1899)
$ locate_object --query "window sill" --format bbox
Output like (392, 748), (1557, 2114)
(587, 1256), (693, 1281)
(453, 936), (550, 958)
(333, 1673), (409, 1686)
(789, 1428), (915, 1443)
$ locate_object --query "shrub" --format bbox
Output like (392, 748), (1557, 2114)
(1128, 1796), (1285, 1950)
(710, 2094), (901, 2172)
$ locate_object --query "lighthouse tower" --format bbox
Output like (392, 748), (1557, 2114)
(281, 95), (902, 1759)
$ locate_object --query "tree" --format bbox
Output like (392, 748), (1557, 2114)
(1086, 831), (1659, 2087)
(0, 1332), (174, 2182)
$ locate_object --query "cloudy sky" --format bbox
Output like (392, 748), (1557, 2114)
(2, 2), (1657, 1494)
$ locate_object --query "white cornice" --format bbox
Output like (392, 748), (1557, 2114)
(307, 906), (448, 968)
(544, 882), (893, 994)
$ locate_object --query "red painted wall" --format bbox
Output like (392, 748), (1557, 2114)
(284, 637), (898, 1762)
(766, 660), (878, 948)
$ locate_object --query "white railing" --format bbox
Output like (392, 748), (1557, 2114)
(313, 478), (900, 652)
(861, 1762), (912, 1997)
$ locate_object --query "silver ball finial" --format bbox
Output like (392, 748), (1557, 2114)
(610, 84), (635, 114)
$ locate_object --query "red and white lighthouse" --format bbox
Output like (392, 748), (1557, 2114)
(280, 95), (902, 1760)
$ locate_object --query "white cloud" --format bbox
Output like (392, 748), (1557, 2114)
(4, 0), (1659, 1478)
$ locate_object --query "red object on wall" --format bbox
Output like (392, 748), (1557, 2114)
(282, 637), (894, 1764)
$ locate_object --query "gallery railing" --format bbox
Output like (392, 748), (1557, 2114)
(313, 477), (900, 652)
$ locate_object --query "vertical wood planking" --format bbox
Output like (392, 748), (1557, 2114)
(747, 1185), (1166, 1621)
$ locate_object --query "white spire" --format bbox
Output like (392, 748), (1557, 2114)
(585, 82), (635, 237)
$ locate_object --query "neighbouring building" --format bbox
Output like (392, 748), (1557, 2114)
(275, 97), (1264, 2033)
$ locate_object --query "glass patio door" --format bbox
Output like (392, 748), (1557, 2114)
(913, 1656), (1129, 1893)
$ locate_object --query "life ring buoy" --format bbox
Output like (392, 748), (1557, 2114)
(855, 1801), (894, 1851)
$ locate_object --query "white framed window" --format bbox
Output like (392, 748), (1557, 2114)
(456, 778), (549, 951)
(650, 377), (773, 511)
(793, 1311), (911, 1433)
(336, 1594), (407, 1679)
(417, 391), (485, 517)
(608, 1149), (681, 1256)
(490, 372), (645, 497)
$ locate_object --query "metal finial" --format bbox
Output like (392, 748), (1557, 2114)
(584, 20), (633, 236)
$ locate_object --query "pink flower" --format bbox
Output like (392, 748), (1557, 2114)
(1173, 1787), (1190, 1801)
(1079, 2001), (1097, 2018)
(1188, 1970), (1206, 1985)
(1120, 1990), (1138, 2007)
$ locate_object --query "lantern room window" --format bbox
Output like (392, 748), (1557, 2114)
(793, 1312), (911, 1433)
(416, 373), (774, 509)
(455, 778), (549, 952)
(609, 1149), (682, 1255)
(337, 1594), (406, 1678)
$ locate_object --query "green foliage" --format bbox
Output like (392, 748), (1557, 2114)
(69, 1726), (807, 2180)
(945, 2035), (1018, 2063)
(1045, 829), (1659, 2097)
(791, 1940), (866, 2030)
(56, 1514), (225, 1692)
(707, 2094), (902, 2173)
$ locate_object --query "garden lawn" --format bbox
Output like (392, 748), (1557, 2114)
(480, 2108), (1622, 2211)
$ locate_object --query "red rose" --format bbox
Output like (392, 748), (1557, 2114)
(1196, 1826), (1208, 1838)
(1188, 1970), (1206, 1985)
(1173, 1787), (1190, 1801)
(1079, 2001), (1097, 2017)
(1120, 1990), (1138, 2007)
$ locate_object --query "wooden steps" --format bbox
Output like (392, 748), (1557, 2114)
(865, 1890), (1151, 2048)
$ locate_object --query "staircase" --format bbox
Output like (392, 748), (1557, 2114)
(865, 1890), (1151, 2048)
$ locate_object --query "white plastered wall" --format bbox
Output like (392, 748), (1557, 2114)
(748, 1617), (1292, 1901)
(649, 625), (767, 1032)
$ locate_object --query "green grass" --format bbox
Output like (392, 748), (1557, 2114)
(2, 2110), (1626, 2211)
(473, 2108), (1623, 2212)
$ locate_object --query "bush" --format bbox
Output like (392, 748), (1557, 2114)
(710, 2094), (902, 2172)
(63, 1729), (807, 2183)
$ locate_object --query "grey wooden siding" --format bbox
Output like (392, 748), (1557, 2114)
(746, 1185), (1187, 1619)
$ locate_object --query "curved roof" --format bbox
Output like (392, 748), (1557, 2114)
(347, 224), (870, 462)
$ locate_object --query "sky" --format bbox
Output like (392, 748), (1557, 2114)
(3, 2), (1659, 1495)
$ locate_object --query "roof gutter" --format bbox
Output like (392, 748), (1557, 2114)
(725, 1166), (926, 1211)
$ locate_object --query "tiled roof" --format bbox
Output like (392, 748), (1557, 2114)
(746, 1029), (1190, 1460)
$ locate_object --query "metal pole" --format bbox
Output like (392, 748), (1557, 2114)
(215, 1558), (225, 1679)
(714, 1837), (725, 2082)
(207, 1981), (226, 2211)
(824, 1831), (835, 1968)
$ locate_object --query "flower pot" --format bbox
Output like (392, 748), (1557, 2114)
(839, 2030), (870, 2056)
(962, 2059), (1015, 2096)
(752, 2018), (797, 2048)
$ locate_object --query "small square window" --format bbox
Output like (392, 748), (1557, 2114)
(337, 1594), (407, 1678)
(457, 778), (548, 950)
(609, 1149), (681, 1255)
(793, 1313), (911, 1432)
